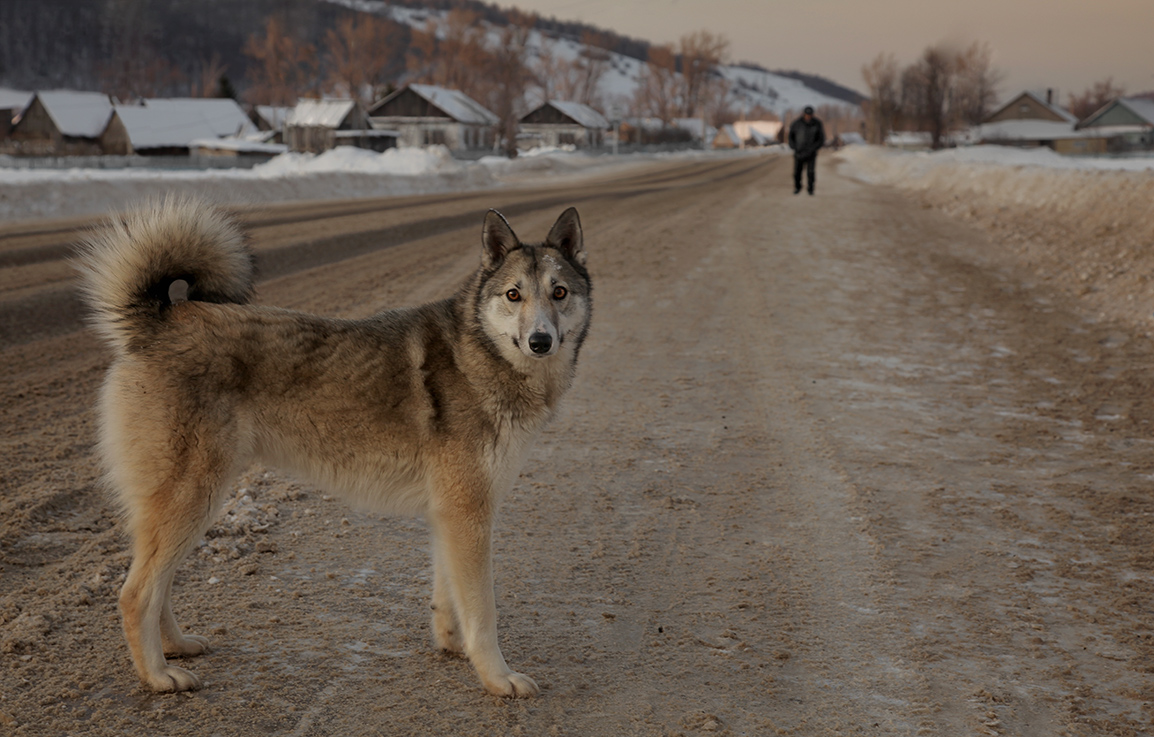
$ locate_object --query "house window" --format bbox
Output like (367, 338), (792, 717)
(423, 129), (446, 146)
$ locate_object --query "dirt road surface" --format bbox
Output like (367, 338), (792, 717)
(3, 153), (1153, 736)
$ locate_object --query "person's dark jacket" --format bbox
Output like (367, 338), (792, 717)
(788, 117), (825, 159)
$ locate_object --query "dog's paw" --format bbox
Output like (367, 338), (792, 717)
(432, 614), (464, 655)
(164, 634), (210, 657)
(483, 670), (539, 699)
(145, 664), (203, 692)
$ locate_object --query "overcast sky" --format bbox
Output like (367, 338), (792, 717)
(506, 0), (1154, 102)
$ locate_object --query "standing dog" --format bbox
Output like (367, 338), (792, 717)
(77, 198), (591, 698)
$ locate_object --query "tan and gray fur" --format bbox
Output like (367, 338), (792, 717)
(76, 197), (591, 698)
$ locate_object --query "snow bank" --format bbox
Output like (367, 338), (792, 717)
(0, 146), (726, 224)
(837, 144), (1154, 329)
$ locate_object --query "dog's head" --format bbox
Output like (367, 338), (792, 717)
(477, 208), (591, 364)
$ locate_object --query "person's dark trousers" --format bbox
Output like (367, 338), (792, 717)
(793, 154), (817, 194)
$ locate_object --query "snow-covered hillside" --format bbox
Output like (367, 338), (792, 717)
(328, 0), (856, 117)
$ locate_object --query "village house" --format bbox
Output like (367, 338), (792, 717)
(972, 89), (1113, 154)
(368, 84), (497, 152)
(107, 97), (257, 156)
(1075, 97), (1154, 152)
(3, 90), (116, 156)
(711, 124), (744, 150)
(251, 105), (294, 144)
(285, 98), (396, 154)
(518, 100), (609, 149)
(732, 120), (783, 146)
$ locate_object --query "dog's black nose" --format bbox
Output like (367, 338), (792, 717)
(528, 332), (553, 354)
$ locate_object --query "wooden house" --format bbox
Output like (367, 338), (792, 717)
(519, 101), (609, 149)
(110, 98), (257, 156)
(251, 105), (294, 143)
(1075, 97), (1154, 152)
(711, 124), (743, 149)
(368, 84), (497, 151)
(984, 90), (1077, 124)
(285, 99), (396, 154)
(4, 90), (115, 156)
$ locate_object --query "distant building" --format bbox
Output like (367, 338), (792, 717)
(4, 90), (115, 156)
(108, 97), (257, 156)
(732, 120), (783, 146)
(984, 90), (1077, 124)
(518, 101), (609, 149)
(1075, 97), (1154, 152)
(285, 98), (396, 154)
(251, 105), (294, 144)
(369, 84), (497, 151)
(712, 124), (744, 149)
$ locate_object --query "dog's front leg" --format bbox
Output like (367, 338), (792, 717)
(429, 501), (539, 698)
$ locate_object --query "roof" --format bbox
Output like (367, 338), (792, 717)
(985, 90), (1078, 124)
(1079, 97), (1154, 129)
(287, 99), (359, 128)
(141, 98), (255, 137)
(255, 105), (294, 128)
(545, 101), (609, 130)
(112, 98), (255, 149)
(34, 90), (113, 138)
(733, 120), (782, 142)
(405, 85), (498, 126)
(975, 119), (1079, 142)
(0, 88), (33, 111)
(190, 137), (288, 155)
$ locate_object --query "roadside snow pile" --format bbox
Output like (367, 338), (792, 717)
(0, 145), (668, 223)
(837, 144), (1154, 329)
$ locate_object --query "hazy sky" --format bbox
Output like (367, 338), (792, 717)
(507, 0), (1154, 101)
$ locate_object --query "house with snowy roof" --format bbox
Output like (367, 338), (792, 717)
(368, 84), (498, 152)
(107, 97), (257, 156)
(984, 90), (1078, 125)
(973, 90), (1109, 154)
(1075, 97), (1154, 152)
(251, 105), (294, 143)
(285, 98), (396, 154)
(4, 90), (116, 156)
(519, 101), (609, 149)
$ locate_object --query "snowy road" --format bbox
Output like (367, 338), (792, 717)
(2, 154), (1152, 735)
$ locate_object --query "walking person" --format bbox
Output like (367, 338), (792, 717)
(788, 106), (826, 195)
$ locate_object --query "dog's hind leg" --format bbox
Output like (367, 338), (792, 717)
(429, 478), (539, 698)
(119, 473), (224, 692)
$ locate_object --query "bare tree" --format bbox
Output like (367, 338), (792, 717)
(323, 15), (401, 105)
(244, 16), (318, 106)
(861, 52), (900, 143)
(901, 44), (958, 149)
(678, 30), (729, 118)
(478, 21), (534, 156)
(634, 44), (681, 124)
(954, 41), (1003, 125)
(192, 53), (226, 99)
(1068, 77), (1126, 120)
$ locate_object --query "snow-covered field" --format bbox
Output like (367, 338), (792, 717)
(0, 145), (766, 224)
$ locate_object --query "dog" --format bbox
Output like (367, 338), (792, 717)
(76, 197), (591, 698)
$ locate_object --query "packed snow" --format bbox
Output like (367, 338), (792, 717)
(0, 145), (766, 224)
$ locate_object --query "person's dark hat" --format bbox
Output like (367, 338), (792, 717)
(803, 106), (814, 115)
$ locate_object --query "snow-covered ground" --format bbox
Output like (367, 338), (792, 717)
(0, 145), (770, 224)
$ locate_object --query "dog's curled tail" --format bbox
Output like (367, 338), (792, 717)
(76, 196), (254, 355)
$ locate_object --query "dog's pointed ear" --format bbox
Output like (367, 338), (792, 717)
(546, 207), (584, 266)
(482, 209), (519, 268)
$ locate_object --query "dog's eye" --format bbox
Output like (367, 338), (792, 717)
(506, 288), (521, 302)
(553, 286), (568, 300)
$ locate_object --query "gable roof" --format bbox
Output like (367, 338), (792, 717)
(287, 99), (362, 128)
(33, 90), (114, 137)
(141, 98), (255, 138)
(0, 88), (33, 111)
(1078, 97), (1154, 129)
(255, 105), (294, 129)
(377, 84), (498, 126)
(547, 101), (609, 130)
(986, 90), (1078, 124)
